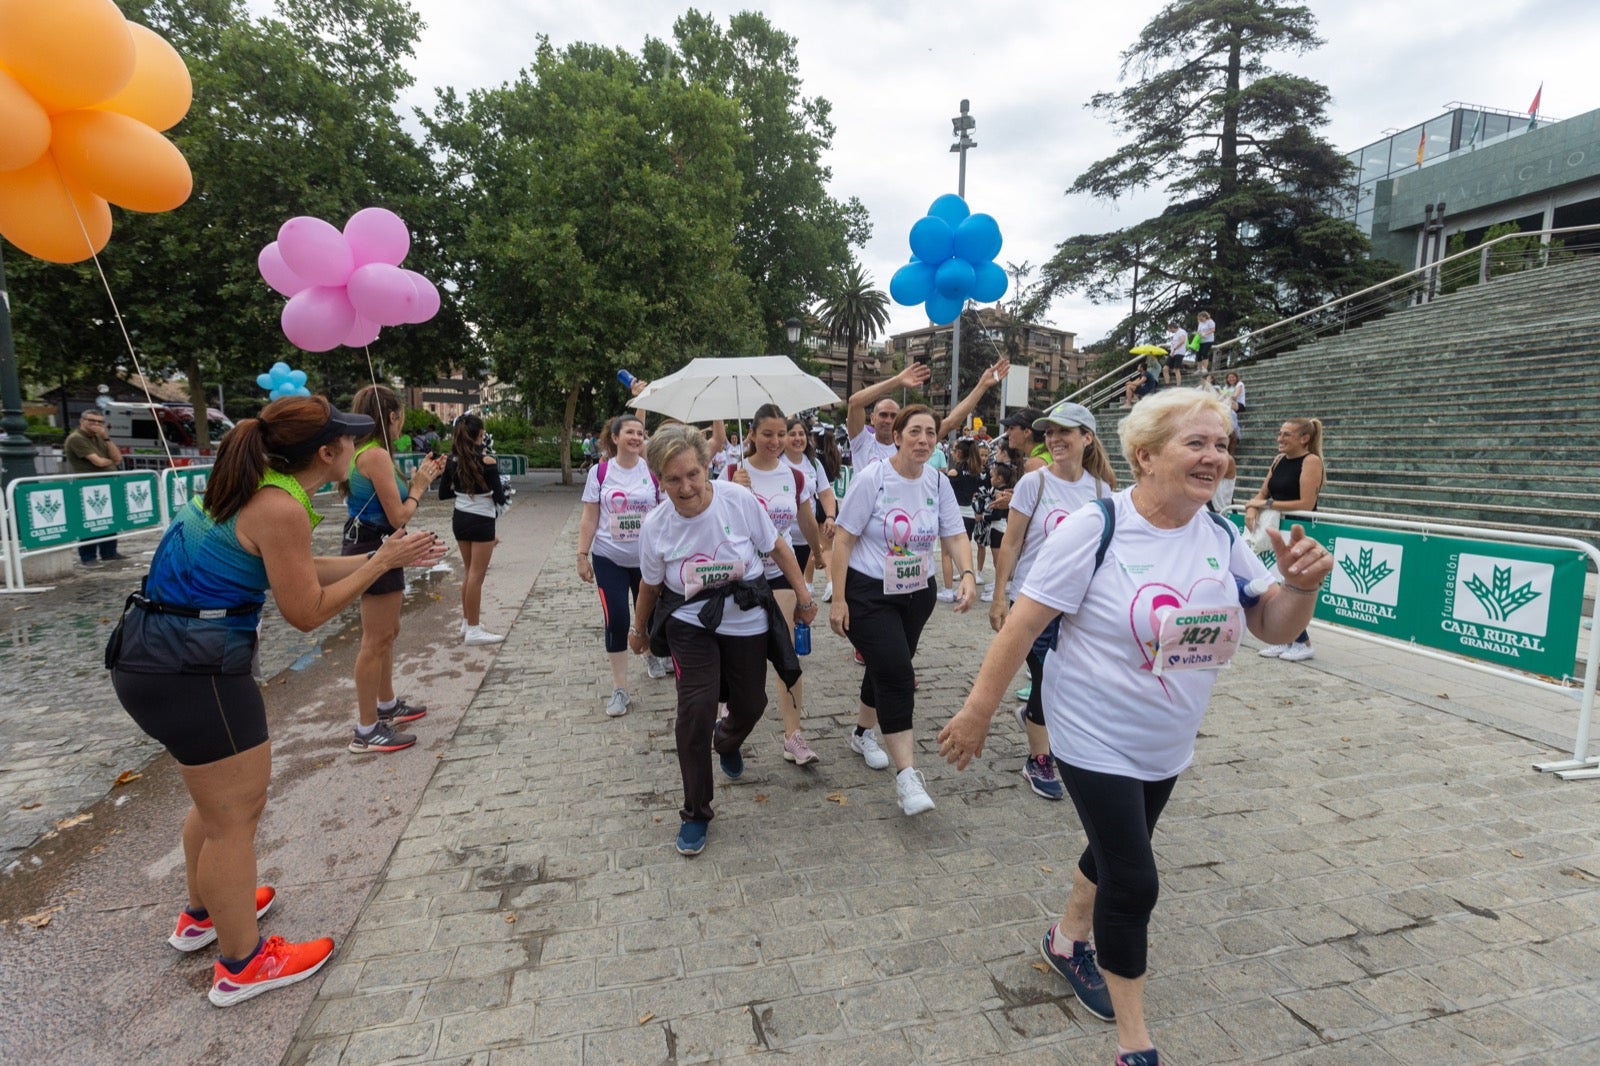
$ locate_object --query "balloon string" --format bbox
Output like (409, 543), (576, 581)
(68, 199), (179, 472)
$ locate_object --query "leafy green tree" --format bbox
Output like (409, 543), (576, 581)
(646, 10), (869, 352)
(815, 258), (889, 401)
(7, 0), (466, 443)
(428, 40), (762, 484)
(1028, 0), (1393, 345)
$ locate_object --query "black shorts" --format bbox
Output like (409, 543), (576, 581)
(962, 515), (976, 538)
(792, 544), (811, 572)
(114, 669), (268, 766)
(989, 526), (1006, 550)
(342, 523), (404, 595)
(452, 510), (497, 543)
(768, 572), (793, 591)
(1164, 352), (1186, 369)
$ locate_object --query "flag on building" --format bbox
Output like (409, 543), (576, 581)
(1466, 111), (1483, 149)
(1415, 127), (1426, 165)
(1528, 83), (1543, 130)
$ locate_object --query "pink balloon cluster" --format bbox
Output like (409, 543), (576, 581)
(257, 207), (441, 352)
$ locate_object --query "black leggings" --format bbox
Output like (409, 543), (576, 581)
(843, 568), (935, 735)
(591, 552), (641, 653)
(1057, 761), (1178, 979)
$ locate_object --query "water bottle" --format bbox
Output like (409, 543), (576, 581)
(616, 369), (637, 389)
(793, 619), (811, 656)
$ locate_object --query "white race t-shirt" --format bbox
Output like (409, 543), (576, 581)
(848, 428), (898, 474)
(1198, 318), (1216, 344)
(1006, 467), (1108, 596)
(837, 460), (964, 584)
(1020, 489), (1269, 781)
(581, 457), (659, 567)
(722, 460), (814, 579)
(638, 481), (778, 637)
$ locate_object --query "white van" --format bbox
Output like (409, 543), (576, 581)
(101, 402), (234, 453)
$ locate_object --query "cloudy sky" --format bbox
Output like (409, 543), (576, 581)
(264, 0), (1596, 347)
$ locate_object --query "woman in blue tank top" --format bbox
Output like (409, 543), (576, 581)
(108, 396), (445, 1006)
(340, 385), (446, 753)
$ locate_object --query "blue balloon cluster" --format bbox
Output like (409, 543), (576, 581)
(257, 361), (311, 399)
(889, 194), (1007, 325)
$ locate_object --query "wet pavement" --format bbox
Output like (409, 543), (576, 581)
(3, 481), (1599, 1064)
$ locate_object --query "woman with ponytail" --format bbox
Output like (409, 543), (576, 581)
(340, 385), (446, 753)
(108, 397), (445, 1006)
(438, 414), (508, 645)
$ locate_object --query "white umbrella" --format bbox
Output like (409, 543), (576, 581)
(630, 356), (840, 422)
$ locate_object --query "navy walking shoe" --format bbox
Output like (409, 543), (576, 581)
(675, 820), (708, 856)
(719, 749), (744, 780)
(1039, 922), (1115, 1021)
(1115, 1050), (1161, 1066)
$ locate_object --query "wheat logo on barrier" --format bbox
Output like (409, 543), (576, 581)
(127, 480), (155, 519)
(1338, 547), (1393, 596)
(85, 487), (110, 516)
(1464, 565), (1541, 623)
(130, 484), (150, 509)
(31, 490), (66, 530)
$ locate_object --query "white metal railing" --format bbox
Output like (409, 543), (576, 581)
(1212, 223), (1600, 367)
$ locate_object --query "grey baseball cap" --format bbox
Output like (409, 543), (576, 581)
(1033, 400), (1097, 435)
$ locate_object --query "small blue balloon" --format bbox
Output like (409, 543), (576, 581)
(934, 258), (976, 300)
(925, 292), (963, 325)
(295, 386), (312, 397)
(908, 215), (954, 263)
(270, 360), (292, 380)
(890, 261), (936, 306)
(952, 213), (1003, 264)
(972, 261), (1009, 303)
(256, 373), (275, 391)
(926, 193), (970, 227)
(288, 369), (307, 388)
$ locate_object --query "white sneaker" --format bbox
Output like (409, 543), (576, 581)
(849, 728), (890, 770)
(1279, 642), (1316, 662)
(1258, 643), (1289, 658)
(645, 654), (670, 679)
(604, 688), (631, 717)
(458, 618), (468, 636)
(979, 587), (994, 602)
(821, 581), (834, 603)
(974, 571), (988, 585)
(935, 588), (956, 603)
(463, 624), (505, 646)
(895, 767), (935, 816)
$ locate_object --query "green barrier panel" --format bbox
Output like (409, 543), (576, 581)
(1229, 514), (1586, 679)
(832, 466), (852, 499)
(495, 454), (527, 476)
(11, 472), (162, 550)
(394, 452), (427, 476)
(163, 465), (213, 514)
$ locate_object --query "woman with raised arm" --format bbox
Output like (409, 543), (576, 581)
(109, 396), (445, 1006)
(938, 389), (1332, 1066)
(341, 385), (445, 754)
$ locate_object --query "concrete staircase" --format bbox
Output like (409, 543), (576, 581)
(1096, 253), (1600, 541)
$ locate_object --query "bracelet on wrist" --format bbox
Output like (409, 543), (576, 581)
(366, 550), (377, 560)
(1281, 582), (1320, 595)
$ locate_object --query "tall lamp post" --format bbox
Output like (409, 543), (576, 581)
(784, 316), (802, 351)
(948, 100), (976, 421)
(0, 244), (38, 488)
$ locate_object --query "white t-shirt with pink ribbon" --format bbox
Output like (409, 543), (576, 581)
(638, 481), (778, 637)
(837, 459), (964, 592)
(1020, 489), (1269, 781)
(580, 457), (659, 568)
(1007, 467), (1108, 597)
(722, 460), (815, 580)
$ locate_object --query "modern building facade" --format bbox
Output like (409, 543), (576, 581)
(1339, 102), (1600, 268)
(888, 309), (1084, 413)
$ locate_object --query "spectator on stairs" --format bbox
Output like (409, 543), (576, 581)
(1245, 418), (1325, 663)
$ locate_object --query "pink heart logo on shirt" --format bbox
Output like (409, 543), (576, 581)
(1128, 577), (1230, 675)
(677, 543), (747, 588)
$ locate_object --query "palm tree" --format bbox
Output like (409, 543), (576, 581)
(816, 259), (890, 401)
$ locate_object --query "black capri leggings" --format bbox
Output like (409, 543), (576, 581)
(1057, 761), (1178, 979)
(591, 552), (641, 653)
(843, 567), (935, 735)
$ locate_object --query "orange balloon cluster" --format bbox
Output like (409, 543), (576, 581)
(0, 0), (193, 263)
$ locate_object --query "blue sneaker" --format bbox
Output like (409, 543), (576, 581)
(1039, 923), (1114, 1021)
(675, 820), (708, 856)
(719, 749), (744, 780)
(1115, 1050), (1160, 1066)
(1022, 754), (1065, 801)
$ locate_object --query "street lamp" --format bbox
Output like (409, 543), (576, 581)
(0, 244), (38, 487)
(948, 100), (977, 427)
(784, 317), (802, 347)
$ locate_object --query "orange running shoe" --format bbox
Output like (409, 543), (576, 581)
(168, 885), (277, 952)
(209, 934), (335, 1007)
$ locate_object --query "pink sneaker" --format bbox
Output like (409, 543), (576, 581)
(782, 730), (819, 766)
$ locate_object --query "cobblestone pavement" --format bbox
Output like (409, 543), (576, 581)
(0, 488), (478, 863)
(275, 501), (1600, 1065)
